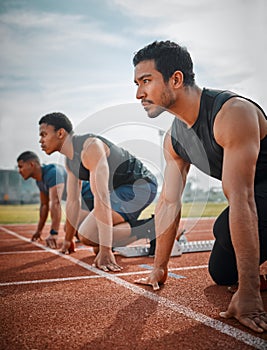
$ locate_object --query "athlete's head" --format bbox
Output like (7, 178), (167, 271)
(133, 40), (195, 86)
(133, 41), (196, 119)
(39, 112), (73, 155)
(39, 112), (73, 134)
(17, 151), (40, 180)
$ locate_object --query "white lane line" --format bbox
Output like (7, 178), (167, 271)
(0, 265), (209, 287)
(0, 275), (102, 286)
(1, 226), (266, 350)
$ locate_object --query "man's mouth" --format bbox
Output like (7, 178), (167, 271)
(141, 101), (152, 110)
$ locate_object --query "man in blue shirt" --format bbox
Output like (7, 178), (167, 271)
(17, 151), (93, 249)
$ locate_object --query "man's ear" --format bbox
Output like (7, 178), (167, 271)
(57, 128), (67, 139)
(29, 160), (35, 169)
(171, 71), (184, 88)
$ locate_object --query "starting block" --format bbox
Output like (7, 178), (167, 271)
(179, 239), (214, 253)
(113, 246), (152, 258)
(113, 239), (214, 258)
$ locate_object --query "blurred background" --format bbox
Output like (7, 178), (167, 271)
(0, 0), (266, 204)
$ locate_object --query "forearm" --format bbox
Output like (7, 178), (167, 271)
(37, 204), (49, 233)
(229, 197), (260, 290)
(50, 200), (61, 231)
(154, 200), (181, 270)
(65, 199), (80, 241)
(94, 205), (113, 249)
(94, 196), (113, 249)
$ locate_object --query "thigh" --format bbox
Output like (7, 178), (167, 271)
(255, 193), (267, 264)
(77, 209), (125, 245)
(209, 195), (267, 285)
(110, 181), (157, 222)
(212, 206), (232, 250)
(208, 207), (238, 285)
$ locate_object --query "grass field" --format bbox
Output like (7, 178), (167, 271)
(0, 202), (227, 224)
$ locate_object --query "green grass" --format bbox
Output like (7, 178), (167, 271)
(140, 201), (227, 219)
(182, 201), (227, 218)
(0, 204), (41, 224)
(0, 202), (227, 224)
(0, 202), (228, 224)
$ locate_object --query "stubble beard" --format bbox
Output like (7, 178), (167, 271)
(147, 89), (176, 119)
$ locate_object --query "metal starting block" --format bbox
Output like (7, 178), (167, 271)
(113, 239), (214, 258)
(113, 246), (151, 258)
(179, 239), (214, 253)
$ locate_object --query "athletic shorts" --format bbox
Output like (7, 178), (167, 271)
(82, 181), (157, 223)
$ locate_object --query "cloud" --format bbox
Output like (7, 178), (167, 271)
(113, 0), (266, 97)
(0, 9), (128, 76)
(0, 0), (266, 174)
(113, 0), (215, 19)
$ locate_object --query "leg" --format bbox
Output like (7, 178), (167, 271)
(255, 193), (267, 265)
(209, 193), (267, 286)
(78, 209), (137, 247)
(78, 181), (157, 248)
(208, 207), (238, 285)
(110, 181), (157, 246)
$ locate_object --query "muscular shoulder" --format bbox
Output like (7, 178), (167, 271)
(82, 137), (110, 169)
(83, 137), (109, 154)
(214, 97), (261, 148)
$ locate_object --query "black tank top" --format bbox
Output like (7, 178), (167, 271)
(171, 88), (267, 189)
(66, 134), (157, 190)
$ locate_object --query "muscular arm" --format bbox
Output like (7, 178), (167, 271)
(65, 168), (82, 243)
(215, 99), (260, 291)
(81, 138), (113, 250)
(31, 191), (49, 241)
(49, 183), (64, 232)
(215, 98), (267, 332)
(136, 130), (190, 289)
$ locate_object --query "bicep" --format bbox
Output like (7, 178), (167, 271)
(66, 167), (81, 201)
(155, 132), (190, 235)
(215, 100), (260, 198)
(160, 132), (190, 204)
(222, 145), (258, 199)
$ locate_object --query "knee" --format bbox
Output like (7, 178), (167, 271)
(208, 261), (226, 285)
(208, 252), (238, 286)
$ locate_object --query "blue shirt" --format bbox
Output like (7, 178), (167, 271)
(36, 164), (93, 200)
(36, 164), (66, 196)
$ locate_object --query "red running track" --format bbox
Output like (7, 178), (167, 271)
(0, 218), (266, 350)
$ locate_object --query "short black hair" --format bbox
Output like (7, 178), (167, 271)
(39, 112), (73, 133)
(17, 151), (40, 163)
(133, 40), (195, 86)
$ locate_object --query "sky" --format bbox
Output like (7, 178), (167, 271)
(0, 0), (266, 189)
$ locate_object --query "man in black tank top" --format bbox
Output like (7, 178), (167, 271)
(38, 112), (157, 272)
(133, 40), (267, 333)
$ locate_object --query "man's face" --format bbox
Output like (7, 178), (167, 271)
(39, 123), (60, 155)
(17, 160), (34, 180)
(134, 59), (175, 118)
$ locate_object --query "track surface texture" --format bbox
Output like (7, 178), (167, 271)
(1, 218), (266, 350)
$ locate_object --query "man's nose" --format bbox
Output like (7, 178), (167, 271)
(136, 85), (145, 100)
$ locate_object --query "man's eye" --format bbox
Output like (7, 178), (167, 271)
(143, 79), (149, 84)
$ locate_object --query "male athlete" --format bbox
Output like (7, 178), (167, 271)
(133, 40), (267, 333)
(17, 151), (93, 250)
(38, 113), (158, 271)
